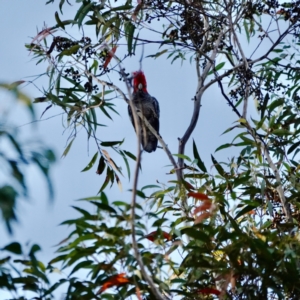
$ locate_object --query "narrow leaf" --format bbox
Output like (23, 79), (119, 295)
(55, 11), (65, 29)
(61, 138), (75, 158)
(125, 22), (135, 55)
(211, 155), (226, 177)
(193, 140), (207, 172)
(96, 156), (106, 175)
(3, 242), (22, 255)
(81, 152), (98, 172)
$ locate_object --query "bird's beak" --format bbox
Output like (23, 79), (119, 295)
(138, 83), (143, 90)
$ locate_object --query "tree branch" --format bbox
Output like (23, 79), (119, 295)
(136, 111), (178, 175)
(177, 26), (226, 179)
(122, 71), (167, 300)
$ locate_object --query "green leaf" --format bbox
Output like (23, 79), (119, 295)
(192, 140), (207, 172)
(125, 22), (135, 55)
(260, 92), (269, 119)
(142, 185), (160, 190)
(61, 138), (75, 158)
(90, 106), (97, 132)
(215, 143), (232, 152)
(55, 11), (65, 29)
(0, 83), (35, 118)
(29, 244), (41, 256)
(100, 105), (113, 120)
(261, 220), (272, 229)
(208, 62), (226, 75)
(266, 199), (273, 217)
(173, 153), (191, 162)
(75, 1), (95, 28)
(152, 218), (168, 227)
(81, 152), (98, 172)
(59, 0), (65, 13)
(120, 151), (130, 179)
(110, 4), (133, 11)
(101, 140), (124, 147)
(58, 44), (81, 57)
(129, 189), (146, 199)
(268, 98), (284, 112)
(6, 133), (24, 158)
(211, 155), (226, 177)
(96, 156), (106, 175)
(90, 201), (117, 214)
(272, 48), (283, 53)
(146, 49), (168, 59)
(287, 141), (300, 154)
(8, 160), (26, 194)
(0, 256), (11, 265)
(124, 150), (136, 161)
(98, 168), (113, 193)
(214, 61), (226, 71)
(69, 260), (93, 276)
(31, 151), (54, 200)
(3, 242), (22, 255)
(221, 125), (239, 135)
(235, 204), (259, 219)
(243, 19), (250, 42)
(0, 185), (17, 234)
(181, 227), (210, 242)
(100, 192), (109, 205)
(255, 115), (267, 131)
(72, 206), (92, 218)
(227, 214), (243, 234)
(272, 129), (292, 136)
(90, 59), (99, 75)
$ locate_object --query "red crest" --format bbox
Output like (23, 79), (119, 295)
(133, 71), (148, 93)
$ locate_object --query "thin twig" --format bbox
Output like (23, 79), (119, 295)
(228, 10), (250, 119)
(136, 111), (178, 172)
(217, 79), (242, 118)
(122, 71), (167, 300)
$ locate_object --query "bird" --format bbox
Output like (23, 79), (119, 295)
(128, 71), (160, 153)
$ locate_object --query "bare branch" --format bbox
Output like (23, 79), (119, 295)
(136, 111), (178, 174)
(177, 26), (226, 179)
(121, 71), (167, 300)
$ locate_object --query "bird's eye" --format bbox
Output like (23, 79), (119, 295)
(138, 83), (143, 90)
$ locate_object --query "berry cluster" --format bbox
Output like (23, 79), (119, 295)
(77, 37), (96, 62)
(84, 81), (99, 94)
(64, 68), (81, 82)
(55, 37), (79, 53)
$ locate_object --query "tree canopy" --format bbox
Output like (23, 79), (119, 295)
(2, 0), (300, 299)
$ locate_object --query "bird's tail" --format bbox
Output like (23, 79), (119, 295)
(141, 130), (158, 153)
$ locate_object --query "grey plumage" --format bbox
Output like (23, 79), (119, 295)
(128, 71), (160, 152)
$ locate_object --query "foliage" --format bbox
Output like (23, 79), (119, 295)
(0, 83), (55, 233)
(2, 0), (300, 299)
